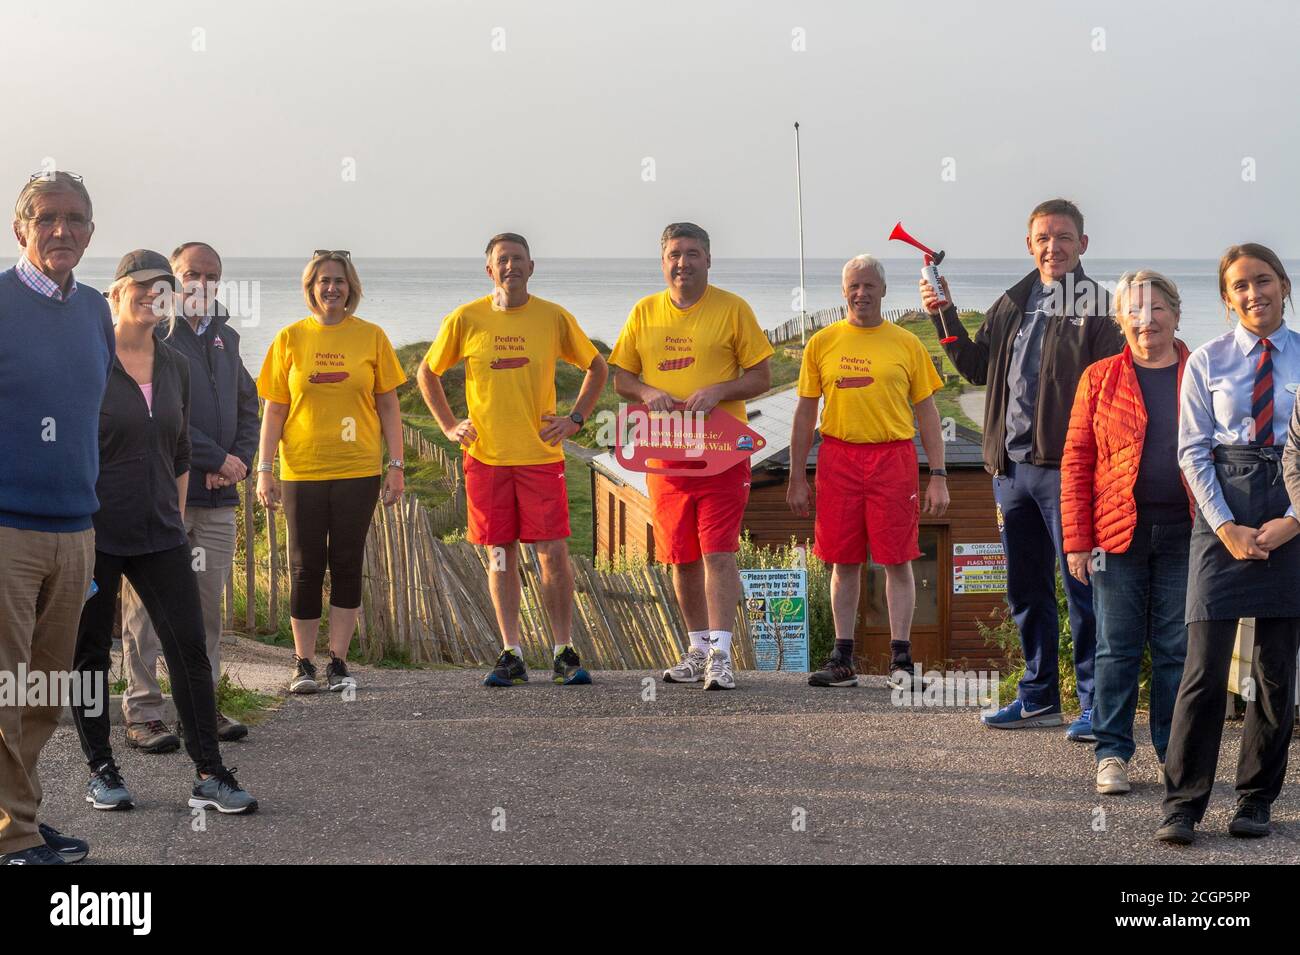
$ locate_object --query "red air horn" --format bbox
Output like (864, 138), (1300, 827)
(889, 221), (957, 344)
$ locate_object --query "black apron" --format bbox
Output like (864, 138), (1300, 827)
(1186, 445), (1300, 623)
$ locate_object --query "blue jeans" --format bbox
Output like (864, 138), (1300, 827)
(1091, 520), (1190, 763)
(992, 461), (1096, 711)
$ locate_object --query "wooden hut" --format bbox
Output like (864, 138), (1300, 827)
(589, 387), (1012, 674)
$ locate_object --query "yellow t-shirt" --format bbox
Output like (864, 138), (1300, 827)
(797, 319), (943, 443)
(608, 285), (774, 423)
(257, 315), (408, 481)
(424, 294), (599, 466)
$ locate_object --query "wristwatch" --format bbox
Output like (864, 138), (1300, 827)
(568, 411), (585, 427)
(256, 462), (274, 473)
(387, 459), (405, 471)
(929, 468), (948, 478)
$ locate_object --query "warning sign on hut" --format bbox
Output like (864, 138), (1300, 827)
(952, 543), (1007, 594)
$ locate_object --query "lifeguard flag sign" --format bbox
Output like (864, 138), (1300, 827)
(614, 402), (766, 477)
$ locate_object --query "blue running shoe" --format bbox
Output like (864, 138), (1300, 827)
(1066, 708), (1096, 742)
(484, 648), (528, 687)
(981, 698), (1063, 729)
(552, 645), (591, 685)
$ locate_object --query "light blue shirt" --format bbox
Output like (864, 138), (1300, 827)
(1178, 320), (1300, 530)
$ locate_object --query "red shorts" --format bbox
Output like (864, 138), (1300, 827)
(647, 460), (751, 564)
(813, 436), (920, 566)
(465, 454), (570, 546)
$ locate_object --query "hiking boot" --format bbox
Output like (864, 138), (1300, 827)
(125, 719), (180, 754)
(86, 763), (134, 811)
(180, 712), (249, 743)
(552, 646), (591, 686)
(325, 653), (357, 692)
(189, 767), (258, 815)
(1095, 757), (1131, 795)
(1228, 801), (1271, 839)
(663, 647), (708, 684)
(216, 713), (248, 742)
(703, 648), (736, 691)
(1155, 812), (1196, 845)
(809, 655), (857, 688)
(39, 823), (88, 864)
(289, 656), (318, 694)
(483, 648), (528, 687)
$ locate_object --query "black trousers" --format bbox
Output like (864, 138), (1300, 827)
(1162, 617), (1300, 821)
(72, 545), (222, 775)
(281, 475), (381, 619)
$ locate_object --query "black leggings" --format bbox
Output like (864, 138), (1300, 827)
(1163, 617), (1300, 821)
(73, 545), (222, 775)
(281, 475), (381, 619)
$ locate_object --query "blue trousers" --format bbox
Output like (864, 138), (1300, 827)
(1090, 520), (1190, 763)
(992, 461), (1096, 711)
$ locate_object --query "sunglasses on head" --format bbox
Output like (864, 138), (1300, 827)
(313, 249), (351, 259)
(29, 170), (84, 183)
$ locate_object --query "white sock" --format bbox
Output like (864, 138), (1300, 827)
(708, 630), (732, 656)
(504, 644), (521, 656)
(553, 642), (571, 657)
(688, 630), (711, 654)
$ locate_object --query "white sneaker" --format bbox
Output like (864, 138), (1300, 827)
(703, 648), (736, 691)
(663, 647), (708, 684)
(1096, 756), (1131, 795)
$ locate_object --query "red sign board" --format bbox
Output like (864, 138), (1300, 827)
(613, 402), (767, 477)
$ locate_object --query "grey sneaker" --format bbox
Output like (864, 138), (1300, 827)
(86, 763), (134, 811)
(189, 767), (258, 815)
(325, 653), (357, 692)
(289, 656), (318, 694)
(703, 648), (736, 691)
(663, 647), (708, 684)
(1096, 756), (1131, 795)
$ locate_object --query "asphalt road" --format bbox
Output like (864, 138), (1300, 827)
(35, 669), (1300, 864)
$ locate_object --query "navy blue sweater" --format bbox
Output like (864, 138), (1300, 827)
(0, 267), (115, 531)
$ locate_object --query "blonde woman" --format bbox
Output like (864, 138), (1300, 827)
(256, 251), (407, 694)
(72, 250), (257, 815)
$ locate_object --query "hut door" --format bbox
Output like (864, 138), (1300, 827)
(855, 525), (948, 673)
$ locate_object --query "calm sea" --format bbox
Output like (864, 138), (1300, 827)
(74, 257), (1246, 373)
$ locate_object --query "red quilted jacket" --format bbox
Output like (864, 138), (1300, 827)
(1060, 342), (1195, 555)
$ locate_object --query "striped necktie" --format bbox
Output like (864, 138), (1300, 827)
(1252, 337), (1275, 445)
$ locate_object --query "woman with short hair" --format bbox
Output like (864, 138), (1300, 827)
(256, 251), (407, 694)
(1061, 271), (1194, 797)
(1157, 243), (1300, 845)
(73, 249), (257, 815)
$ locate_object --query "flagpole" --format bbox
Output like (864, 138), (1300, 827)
(794, 121), (807, 345)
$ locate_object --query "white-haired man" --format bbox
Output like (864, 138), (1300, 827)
(788, 255), (949, 688)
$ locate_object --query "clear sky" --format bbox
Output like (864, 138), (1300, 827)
(5, 0), (1297, 259)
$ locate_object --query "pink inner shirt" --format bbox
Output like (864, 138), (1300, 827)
(139, 381), (153, 414)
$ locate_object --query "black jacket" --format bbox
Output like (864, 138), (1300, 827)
(94, 339), (191, 556)
(931, 266), (1123, 474)
(158, 305), (260, 508)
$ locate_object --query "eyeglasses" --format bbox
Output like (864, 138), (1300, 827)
(27, 212), (92, 230)
(28, 170), (84, 183)
(313, 249), (351, 259)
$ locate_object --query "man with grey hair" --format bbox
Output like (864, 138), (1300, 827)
(0, 171), (114, 864)
(788, 254), (948, 688)
(118, 241), (260, 751)
(610, 222), (773, 690)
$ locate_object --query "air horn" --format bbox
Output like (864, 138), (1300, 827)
(889, 221), (957, 344)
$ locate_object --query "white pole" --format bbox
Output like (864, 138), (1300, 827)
(794, 121), (807, 345)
